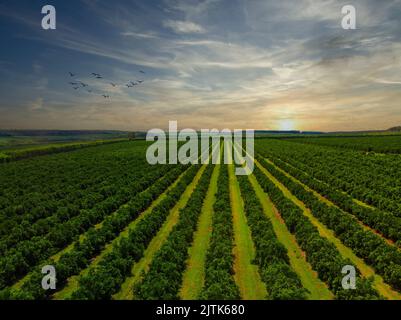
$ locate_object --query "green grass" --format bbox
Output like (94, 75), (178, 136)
(179, 163), (220, 300)
(228, 163), (267, 300)
(113, 164), (208, 300)
(255, 158), (401, 300)
(248, 173), (334, 300)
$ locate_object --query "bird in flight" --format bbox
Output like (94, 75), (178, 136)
(139, 70), (145, 74)
(80, 82), (89, 87)
(110, 83), (116, 87)
(130, 81), (138, 86)
(69, 72), (76, 77)
(137, 80), (144, 84)
(91, 73), (101, 77)
(126, 84), (133, 88)
(102, 94), (110, 98)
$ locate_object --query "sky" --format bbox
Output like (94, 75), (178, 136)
(0, 0), (401, 132)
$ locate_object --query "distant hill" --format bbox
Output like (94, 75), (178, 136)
(0, 130), (128, 137)
(254, 130), (324, 136)
(0, 130), (132, 150)
(387, 126), (401, 132)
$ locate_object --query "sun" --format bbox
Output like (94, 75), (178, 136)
(278, 119), (296, 131)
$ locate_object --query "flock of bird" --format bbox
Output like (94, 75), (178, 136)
(67, 70), (146, 99)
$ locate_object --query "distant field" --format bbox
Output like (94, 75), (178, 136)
(0, 132), (129, 150)
(282, 135), (401, 153)
(255, 129), (401, 139)
(1, 137), (401, 300)
(0, 138), (128, 163)
(0, 130), (132, 162)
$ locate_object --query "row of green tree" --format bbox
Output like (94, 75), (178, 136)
(270, 151), (401, 219)
(0, 165), (187, 299)
(237, 174), (308, 299)
(253, 164), (381, 299)
(199, 165), (239, 299)
(0, 163), (169, 289)
(257, 156), (401, 292)
(267, 156), (401, 244)
(256, 139), (401, 217)
(0, 139), (125, 163)
(69, 165), (201, 299)
(134, 165), (214, 299)
(0, 165), (169, 257)
(284, 136), (401, 154)
(0, 141), (154, 235)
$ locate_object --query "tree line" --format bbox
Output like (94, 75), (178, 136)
(237, 173), (308, 299)
(0, 141), (155, 234)
(200, 165), (240, 299)
(0, 139), (126, 163)
(69, 165), (201, 299)
(0, 165), (187, 299)
(256, 139), (401, 217)
(253, 163), (381, 299)
(257, 156), (401, 292)
(266, 155), (401, 244)
(0, 160), (169, 289)
(134, 165), (214, 299)
(283, 136), (401, 154)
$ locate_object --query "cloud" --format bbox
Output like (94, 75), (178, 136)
(163, 19), (206, 33)
(1, 0), (401, 131)
(30, 98), (44, 111)
(373, 79), (401, 85)
(120, 32), (159, 39)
